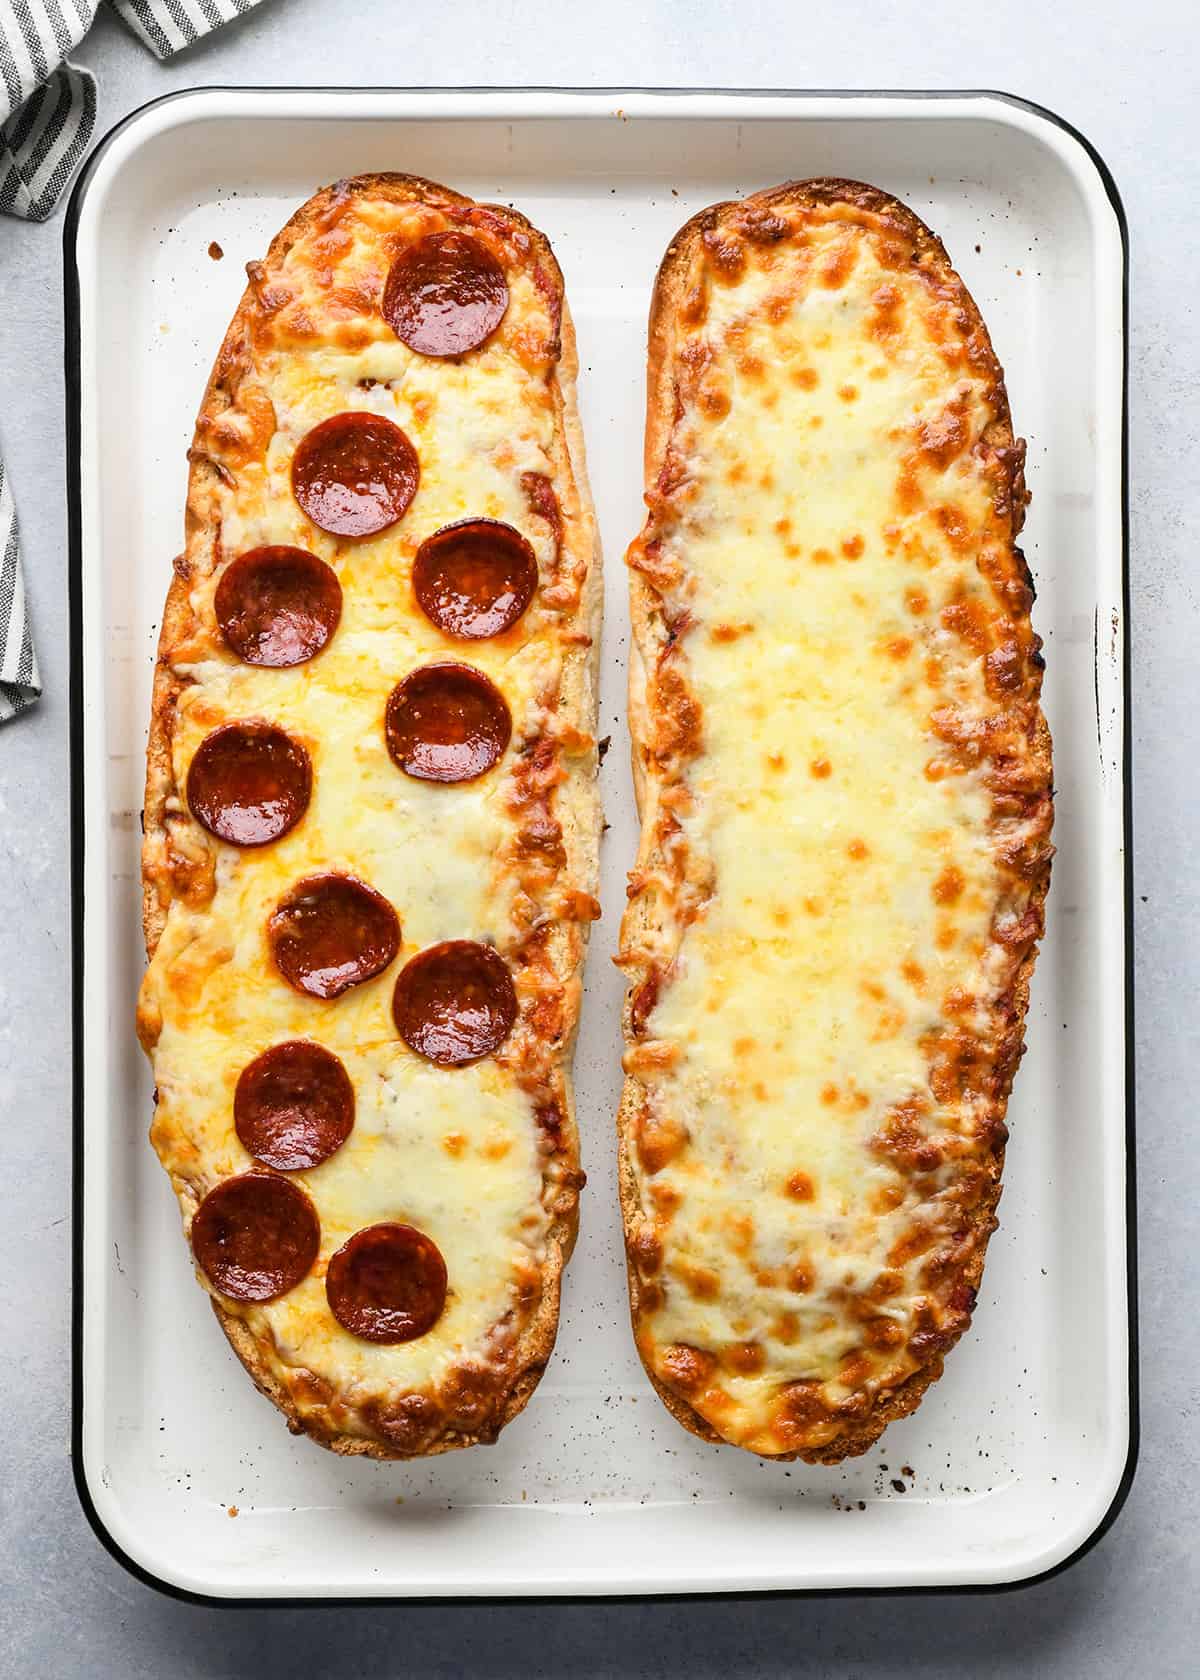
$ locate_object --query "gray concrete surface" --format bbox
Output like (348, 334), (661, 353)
(0, 1), (1193, 1673)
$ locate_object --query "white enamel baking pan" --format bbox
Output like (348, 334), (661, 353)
(66, 88), (1132, 1602)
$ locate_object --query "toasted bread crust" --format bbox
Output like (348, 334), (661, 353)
(141, 174), (601, 1458)
(619, 180), (1052, 1462)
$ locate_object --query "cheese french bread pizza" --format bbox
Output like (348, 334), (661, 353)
(618, 181), (1052, 1461)
(137, 174), (600, 1458)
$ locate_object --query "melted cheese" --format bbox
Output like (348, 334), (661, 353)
(141, 184), (594, 1448)
(623, 194), (1048, 1457)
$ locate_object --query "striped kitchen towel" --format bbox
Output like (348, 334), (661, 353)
(0, 0), (270, 723)
(0, 458), (39, 722)
(1, 3), (270, 222)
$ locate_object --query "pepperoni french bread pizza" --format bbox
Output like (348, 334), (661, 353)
(618, 181), (1052, 1460)
(137, 175), (601, 1458)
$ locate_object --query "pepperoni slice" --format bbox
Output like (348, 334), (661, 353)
(385, 663), (511, 784)
(326, 1223), (448, 1343)
(291, 413), (419, 537)
(392, 940), (517, 1066)
(268, 873), (400, 999)
(191, 1173), (320, 1302)
(412, 519), (538, 640)
(186, 722), (312, 847)
(214, 546), (342, 667)
(234, 1041), (355, 1171)
(382, 231), (509, 358)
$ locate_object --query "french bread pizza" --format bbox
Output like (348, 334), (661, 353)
(137, 174), (601, 1458)
(618, 181), (1052, 1460)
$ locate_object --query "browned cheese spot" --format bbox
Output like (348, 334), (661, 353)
(932, 865), (966, 905)
(873, 1096), (943, 1175)
(697, 380), (731, 420)
(985, 641), (1025, 695)
(680, 282), (708, 327)
(772, 1312), (800, 1344)
(701, 228), (746, 282)
(735, 206), (791, 245)
(638, 1283), (664, 1315)
(726, 1342), (766, 1376)
(875, 228), (917, 271)
(785, 1171), (816, 1202)
(660, 1343), (717, 1394)
(864, 1317), (905, 1351)
(867, 282), (904, 341)
(889, 1226), (936, 1267)
(651, 661), (702, 762)
(818, 241), (856, 289)
(636, 1106), (689, 1174)
(870, 1268), (905, 1301)
(632, 1225), (663, 1275)
(942, 596), (991, 652)
(839, 1353), (873, 1388)
(774, 1381), (828, 1444)
(678, 1261), (721, 1301)
(934, 503), (971, 549)
(723, 1211), (756, 1255)
(648, 1181), (681, 1216)
(943, 985), (975, 1017)
(918, 402), (970, 470)
(870, 1005), (908, 1043)
(894, 461), (920, 515)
